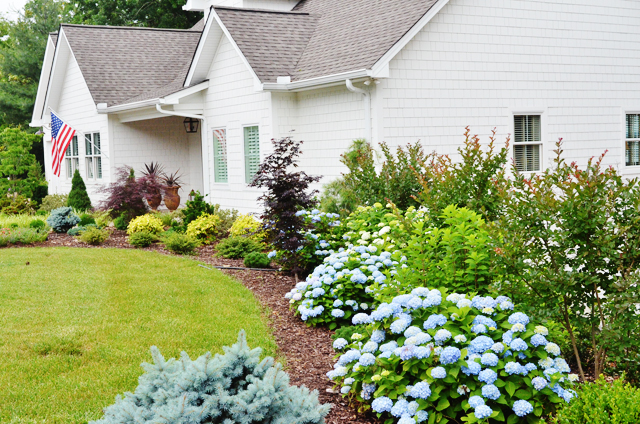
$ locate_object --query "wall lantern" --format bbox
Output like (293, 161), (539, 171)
(183, 117), (199, 133)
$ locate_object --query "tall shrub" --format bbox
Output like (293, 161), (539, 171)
(415, 127), (509, 224)
(100, 167), (148, 222)
(250, 137), (320, 278)
(492, 141), (640, 382)
(67, 169), (92, 210)
(0, 127), (45, 198)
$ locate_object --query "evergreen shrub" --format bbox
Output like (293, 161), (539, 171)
(244, 252), (271, 269)
(67, 169), (92, 210)
(185, 213), (221, 244)
(113, 215), (128, 230)
(46, 207), (80, 233)
(182, 191), (214, 228)
(230, 213), (265, 241)
(127, 214), (164, 235)
(551, 377), (640, 424)
(328, 290), (576, 424)
(89, 331), (330, 424)
(78, 213), (96, 226)
(39, 194), (68, 212)
(78, 227), (109, 245)
(29, 219), (46, 230)
(128, 231), (159, 248)
(216, 236), (263, 259)
(163, 232), (199, 255)
(67, 226), (86, 236)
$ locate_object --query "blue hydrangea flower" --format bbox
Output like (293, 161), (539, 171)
(331, 309), (345, 318)
(361, 382), (376, 400)
(409, 381), (431, 399)
(399, 345), (417, 361)
(362, 341), (378, 353)
(391, 399), (410, 417)
(358, 352), (376, 366)
(555, 358), (571, 373)
(502, 331), (514, 345)
(531, 334), (548, 347)
(371, 329), (386, 343)
(371, 305), (394, 321)
(352, 313), (372, 325)
(407, 296), (423, 309)
(333, 338), (348, 350)
(490, 342), (504, 354)
(397, 415), (414, 424)
(481, 384), (501, 400)
(513, 400), (534, 417)
(462, 361), (482, 376)
(508, 312), (530, 326)
(423, 314), (447, 330)
(478, 369), (498, 384)
(404, 326), (423, 338)
(505, 362), (523, 375)
(440, 346), (461, 365)
(474, 405), (493, 420)
(337, 349), (361, 365)
(311, 287), (325, 298)
(532, 376), (548, 391)
(472, 324), (488, 334)
(469, 335), (494, 354)
(510, 338), (528, 351)
(454, 334), (467, 343)
(372, 396), (393, 413)
(416, 410), (429, 423)
(380, 341), (398, 352)
(473, 315), (498, 329)
(457, 298), (472, 308)
(414, 346), (431, 359)
(340, 385), (351, 394)
(431, 366), (446, 379)
(390, 315), (412, 334)
(468, 396), (485, 408)
(434, 329), (452, 344)
(525, 363), (537, 372)
(333, 299), (343, 307)
(412, 287), (431, 297)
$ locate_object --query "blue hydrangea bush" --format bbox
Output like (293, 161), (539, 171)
(90, 331), (330, 424)
(327, 290), (577, 424)
(285, 244), (406, 329)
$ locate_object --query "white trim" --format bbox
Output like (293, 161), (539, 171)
(40, 29), (71, 124)
(370, 0), (450, 76)
(184, 9), (217, 86)
(30, 35), (57, 127)
(261, 69), (371, 92)
(99, 81), (209, 114)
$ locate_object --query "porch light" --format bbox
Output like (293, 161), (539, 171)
(183, 117), (199, 133)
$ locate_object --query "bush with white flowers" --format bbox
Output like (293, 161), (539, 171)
(285, 244), (406, 329)
(327, 289), (576, 424)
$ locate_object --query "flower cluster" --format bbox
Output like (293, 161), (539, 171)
(326, 290), (575, 422)
(285, 243), (404, 327)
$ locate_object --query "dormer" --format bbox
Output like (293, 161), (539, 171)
(183, 0), (299, 20)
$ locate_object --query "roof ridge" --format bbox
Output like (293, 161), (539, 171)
(60, 23), (201, 33)
(213, 6), (310, 16)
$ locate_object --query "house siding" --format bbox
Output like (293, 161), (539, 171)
(383, 0), (640, 176)
(204, 36), (272, 213)
(45, 49), (109, 203)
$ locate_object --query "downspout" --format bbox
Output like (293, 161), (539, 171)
(155, 104), (210, 199)
(346, 79), (372, 143)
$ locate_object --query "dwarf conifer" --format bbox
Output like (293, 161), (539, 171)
(67, 169), (92, 210)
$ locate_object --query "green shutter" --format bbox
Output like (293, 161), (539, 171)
(213, 129), (228, 183)
(244, 126), (260, 183)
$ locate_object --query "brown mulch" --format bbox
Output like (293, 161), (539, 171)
(6, 232), (379, 424)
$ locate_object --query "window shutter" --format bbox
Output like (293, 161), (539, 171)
(514, 115), (541, 143)
(626, 114), (640, 166)
(514, 145), (541, 172)
(244, 126), (260, 184)
(213, 129), (228, 183)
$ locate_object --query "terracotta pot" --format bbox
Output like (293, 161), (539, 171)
(164, 186), (181, 211)
(146, 190), (162, 210)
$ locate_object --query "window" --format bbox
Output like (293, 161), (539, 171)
(213, 129), (228, 183)
(626, 114), (640, 166)
(244, 126), (260, 183)
(514, 115), (542, 172)
(65, 135), (79, 178)
(85, 132), (102, 179)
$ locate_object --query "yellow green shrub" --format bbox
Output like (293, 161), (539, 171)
(127, 214), (164, 235)
(229, 214), (264, 241)
(186, 214), (221, 244)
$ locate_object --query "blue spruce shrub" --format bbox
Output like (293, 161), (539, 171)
(46, 206), (80, 233)
(326, 290), (577, 423)
(285, 243), (405, 329)
(90, 330), (331, 424)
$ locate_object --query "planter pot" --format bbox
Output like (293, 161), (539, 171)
(146, 191), (162, 210)
(164, 186), (181, 211)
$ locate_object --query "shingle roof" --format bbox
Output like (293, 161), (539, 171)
(50, 31), (58, 46)
(214, 0), (439, 83)
(61, 24), (201, 106)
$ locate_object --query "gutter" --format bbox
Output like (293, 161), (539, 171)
(155, 104), (210, 202)
(345, 79), (372, 143)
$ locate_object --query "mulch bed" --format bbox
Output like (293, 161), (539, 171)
(5, 231), (379, 424)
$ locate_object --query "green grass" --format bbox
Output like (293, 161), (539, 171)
(0, 213), (47, 228)
(0, 248), (276, 424)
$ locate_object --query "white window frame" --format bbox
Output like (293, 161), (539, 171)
(624, 113), (640, 167)
(65, 135), (80, 179)
(242, 124), (260, 184)
(511, 111), (545, 174)
(84, 132), (102, 180)
(212, 127), (229, 184)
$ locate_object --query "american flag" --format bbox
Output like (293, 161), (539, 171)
(50, 112), (76, 177)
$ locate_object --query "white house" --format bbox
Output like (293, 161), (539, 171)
(31, 0), (640, 213)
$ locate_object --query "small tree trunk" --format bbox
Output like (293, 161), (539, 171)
(562, 296), (586, 381)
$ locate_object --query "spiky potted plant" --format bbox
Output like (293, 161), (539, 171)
(162, 170), (183, 211)
(141, 162), (165, 210)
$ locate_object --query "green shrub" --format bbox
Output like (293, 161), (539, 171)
(185, 213), (221, 244)
(32, 183), (48, 206)
(67, 226), (86, 236)
(127, 214), (164, 235)
(163, 232), (199, 255)
(78, 213), (96, 226)
(128, 231), (159, 248)
(28, 219), (46, 230)
(551, 377), (640, 424)
(46, 207), (80, 233)
(319, 178), (359, 218)
(229, 214), (265, 241)
(0, 194), (37, 215)
(213, 205), (239, 234)
(153, 210), (180, 227)
(39, 194), (68, 212)
(78, 227), (109, 245)
(92, 210), (112, 228)
(182, 191), (214, 227)
(89, 331), (330, 424)
(0, 227), (48, 246)
(244, 252), (270, 268)
(67, 169), (92, 210)
(113, 215), (128, 231)
(215, 236), (263, 259)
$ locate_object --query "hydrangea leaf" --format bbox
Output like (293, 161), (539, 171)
(436, 397), (450, 411)
(506, 380), (517, 397)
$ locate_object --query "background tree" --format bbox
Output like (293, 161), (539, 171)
(67, 169), (92, 210)
(71, 0), (202, 29)
(0, 0), (70, 127)
(0, 127), (45, 198)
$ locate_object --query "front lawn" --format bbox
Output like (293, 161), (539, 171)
(0, 248), (276, 424)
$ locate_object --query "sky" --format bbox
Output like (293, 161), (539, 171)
(0, 0), (30, 22)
